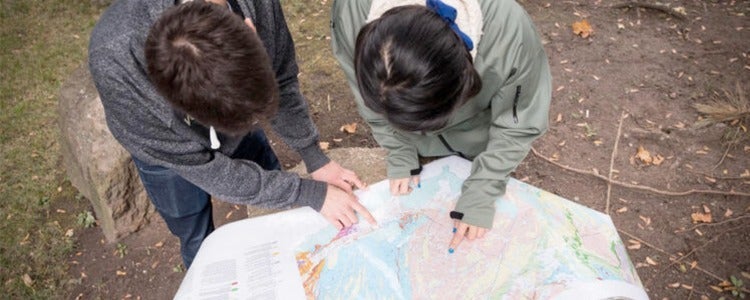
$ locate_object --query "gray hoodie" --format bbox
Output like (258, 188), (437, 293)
(89, 0), (328, 210)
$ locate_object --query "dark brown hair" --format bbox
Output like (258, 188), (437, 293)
(354, 5), (481, 132)
(145, 0), (278, 136)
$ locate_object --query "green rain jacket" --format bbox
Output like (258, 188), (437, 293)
(331, 0), (552, 228)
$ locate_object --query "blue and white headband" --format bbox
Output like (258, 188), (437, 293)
(426, 0), (473, 51)
(367, 0), (483, 58)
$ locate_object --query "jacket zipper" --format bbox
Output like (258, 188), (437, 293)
(512, 85), (521, 124)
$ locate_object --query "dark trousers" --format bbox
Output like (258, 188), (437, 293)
(132, 130), (281, 268)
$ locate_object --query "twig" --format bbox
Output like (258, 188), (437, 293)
(612, 1), (687, 20)
(675, 214), (750, 233)
(685, 169), (750, 180)
(606, 113), (627, 215)
(662, 224), (749, 272)
(617, 229), (750, 293)
(712, 145), (731, 170)
(687, 277), (696, 300)
(530, 147), (750, 197)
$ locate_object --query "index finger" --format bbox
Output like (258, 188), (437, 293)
(350, 200), (377, 226)
(449, 223), (468, 253)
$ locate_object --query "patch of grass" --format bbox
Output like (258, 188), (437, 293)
(281, 0), (349, 112)
(0, 0), (104, 297)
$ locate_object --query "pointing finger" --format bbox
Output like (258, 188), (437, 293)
(351, 200), (377, 225)
(449, 222), (469, 253)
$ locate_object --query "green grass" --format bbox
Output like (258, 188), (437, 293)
(0, 0), (104, 297)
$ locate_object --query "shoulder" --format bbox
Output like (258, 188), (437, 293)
(331, 0), (372, 27)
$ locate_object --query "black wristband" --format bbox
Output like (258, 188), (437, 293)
(449, 211), (464, 220)
(410, 166), (423, 176)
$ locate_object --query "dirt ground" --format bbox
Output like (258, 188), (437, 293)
(64, 0), (749, 299)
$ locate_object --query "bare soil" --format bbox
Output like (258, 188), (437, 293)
(64, 1), (749, 299)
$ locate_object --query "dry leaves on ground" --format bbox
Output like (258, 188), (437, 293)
(340, 122), (357, 134)
(572, 19), (593, 38)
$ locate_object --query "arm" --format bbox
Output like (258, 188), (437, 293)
(455, 48), (552, 229)
(89, 57), (327, 211)
(330, 0), (421, 180)
(267, 1), (330, 174)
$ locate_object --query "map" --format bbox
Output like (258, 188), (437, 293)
(294, 156), (647, 299)
(176, 156), (647, 300)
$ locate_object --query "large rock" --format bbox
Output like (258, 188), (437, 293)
(247, 147), (388, 217)
(59, 65), (154, 242)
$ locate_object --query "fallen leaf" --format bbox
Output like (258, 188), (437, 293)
(652, 154), (665, 166)
(593, 140), (603, 146)
(572, 19), (593, 38)
(319, 142), (330, 151)
(636, 146), (653, 164)
(691, 212), (712, 223)
(556, 113), (563, 122)
(116, 270), (127, 276)
(639, 215), (652, 226)
(627, 239), (641, 250)
(690, 261), (698, 269)
(65, 229), (74, 237)
(725, 209), (734, 217)
(702, 204), (711, 213)
(616, 207), (628, 213)
(709, 285), (723, 292)
(718, 280), (733, 287)
(154, 241), (164, 248)
(646, 257), (658, 265)
(340, 123), (358, 134)
(22, 274), (33, 287)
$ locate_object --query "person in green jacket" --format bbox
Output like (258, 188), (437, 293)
(331, 0), (551, 252)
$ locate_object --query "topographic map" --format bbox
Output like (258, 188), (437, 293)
(294, 156), (647, 299)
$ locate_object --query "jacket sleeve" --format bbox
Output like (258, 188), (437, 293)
(454, 47), (552, 229)
(267, 0), (331, 174)
(330, 0), (420, 179)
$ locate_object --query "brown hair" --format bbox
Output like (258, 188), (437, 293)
(145, 0), (278, 136)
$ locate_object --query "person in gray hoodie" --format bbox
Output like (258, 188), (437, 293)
(89, 0), (375, 268)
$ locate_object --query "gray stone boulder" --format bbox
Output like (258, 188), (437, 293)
(59, 65), (154, 242)
(247, 147), (387, 217)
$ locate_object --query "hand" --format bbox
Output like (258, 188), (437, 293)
(448, 220), (488, 253)
(319, 185), (377, 230)
(389, 176), (420, 196)
(311, 161), (366, 194)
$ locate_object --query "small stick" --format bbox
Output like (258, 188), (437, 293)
(617, 229), (750, 293)
(685, 169), (750, 180)
(612, 1), (687, 20)
(530, 147), (750, 197)
(675, 214), (750, 233)
(606, 113), (627, 215)
(662, 224), (748, 271)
